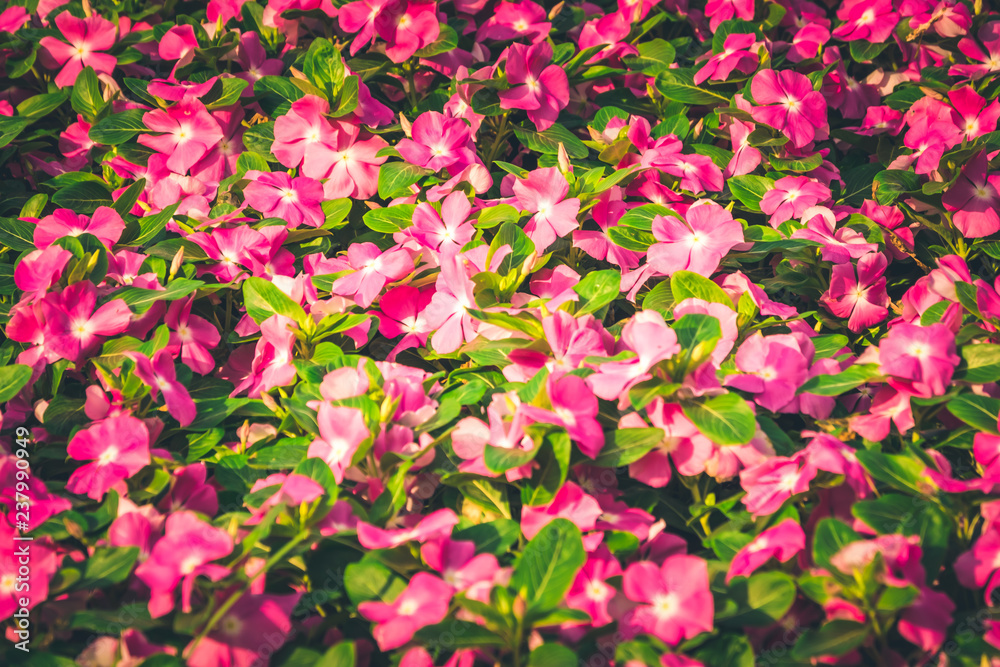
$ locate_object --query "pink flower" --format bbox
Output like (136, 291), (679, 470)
(791, 207), (879, 263)
(405, 192), (475, 251)
(33, 207), (126, 249)
(376, 285), (435, 357)
(725, 332), (812, 413)
(565, 548), (622, 627)
(424, 251), (479, 354)
(331, 242), (413, 308)
(629, 401), (714, 488)
(850, 387), (914, 441)
(759, 176), (831, 227)
(749, 70), (828, 148)
(879, 323), (959, 398)
(339, 0), (397, 55)
(477, 1), (551, 43)
(186, 593), (301, 667)
(949, 86), (1000, 140)
(739, 455), (817, 517)
(512, 167), (581, 252)
(135, 511), (233, 618)
(703, 0), (754, 32)
(159, 24), (199, 75)
(129, 349), (198, 427)
(647, 201), (744, 277)
(621, 555), (714, 645)
(357, 509), (459, 549)
(38, 11), (118, 87)
(820, 252), (890, 332)
(498, 42), (570, 131)
(243, 170), (325, 228)
(166, 298), (220, 375)
(374, 0), (440, 63)
(12, 245), (73, 302)
(65, 414), (151, 501)
(245, 474), (324, 524)
(139, 100), (225, 175)
(833, 0), (900, 43)
(358, 573), (453, 651)
(941, 151), (1000, 238)
(229, 315), (298, 397)
(0, 521), (58, 622)
(726, 519), (806, 582)
(694, 33), (758, 85)
(41, 281), (132, 363)
(521, 374), (604, 458)
(521, 481), (602, 540)
(307, 405), (370, 483)
(957, 525), (1000, 603)
(950, 21), (1000, 79)
(587, 311), (681, 401)
(421, 538), (499, 595)
(397, 111), (475, 173)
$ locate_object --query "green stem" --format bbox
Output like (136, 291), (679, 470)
(485, 114), (511, 168)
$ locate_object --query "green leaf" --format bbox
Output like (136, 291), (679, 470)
(670, 270), (734, 307)
(484, 443), (539, 473)
(957, 344), (1000, 383)
(797, 364), (880, 396)
(593, 428), (664, 467)
(452, 519), (521, 556)
(115, 278), (206, 312)
(728, 175), (774, 212)
(70, 66), (106, 122)
(947, 394), (1000, 434)
(851, 493), (951, 580)
(89, 108), (147, 144)
(476, 203), (520, 229)
(304, 37), (346, 100)
(242, 276), (308, 326)
(528, 644), (577, 667)
(716, 571), (797, 627)
(17, 91), (69, 118)
(127, 203), (179, 247)
(78, 547), (139, 589)
(414, 23), (459, 58)
(622, 38), (676, 75)
(0, 218), (35, 251)
(0, 364), (32, 403)
(792, 620), (869, 659)
(414, 621), (507, 648)
(873, 169), (920, 205)
(655, 69), (729, 105)
(849, 39), (890, 63)
(607, 225), (656, 251)
(51, 181), (112, 215)
(112, 178), (146, 217)
(812, 518), (862, 572)
(642, 279), (674, 316)
(364, 204), (416, 233)
(378, 161), (428, 199)
(855, 449), (927, 493)
(510, 518), (586, 615)
(682, 393), (756, 445)
(344, 559), (406, 605)
(512, 123), (589, 158)
(617, 203), (676, 230)
(573, 269), (620, 316)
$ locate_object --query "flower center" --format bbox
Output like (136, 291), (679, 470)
(651, 593), (679, 619)
(98, 446), (120, 466)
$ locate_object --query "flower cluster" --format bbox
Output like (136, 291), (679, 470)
(2, 0), (1000, 666)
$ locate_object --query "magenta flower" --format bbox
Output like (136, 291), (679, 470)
(38, 11), (118, 87)
(759, 176), (831, 227)
(791, 207), (879, 263)
(307, 405), (370, 483)
(521, 374), (604, 458)
(376, 285), (435, 358)
(949, 86), (1000, 140)
(739, 455), (817, 517)
(725, 332), (812, 413)
(397, 111), (475, 173)
(230, 314), (298, 398)
(135, 511), (233, 618)
(165, 298), (220, 375)
(942, 151), (1000, 238)
(245, 473), (324, 524)
(405, 192), (475, 251)
(694, 33), (759, 85)
(587, 311), (681, 401)
(242, 170), (325, 229)
(950, 21), (1000, 79)
(879, 323), (960, 399)
(424, 251), (479, 354)
(820, 252), (890, 333)
(647, 201), (744, 277)
(703, 0), (754, 32)
(420, 538), (499, 595)
(749, 69), (828, 148)
(41, 281), (132, 363)
(12, 245), (73, 302)
(374, 0), (440, 63)
(65, 414), (151, 501)
(139, 100), (225, 175)
(520, 481), (602, 541)
(331, 242), (413, 308)
(498, 42), (570, 132)
(357, 509), (459, 549)
(512, 167), (581, 252)
(621, 555), (713, 645)
(186, 593), (301, 667)
(566, 548), (622, 627)
(725, 519), (806, 582)
(33, 206), (126, 249)
(477, 0), (551, 43)
(358, 572), (453, 651)
(339, 0), (397, 55)
(956, 525), (1000, 603)
(833, 0), (900, 44)
(629, 401), (714, 488)
(129, 349), (198, 427)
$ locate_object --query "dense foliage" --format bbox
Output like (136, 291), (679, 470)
(3, 0), (1000, 665)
